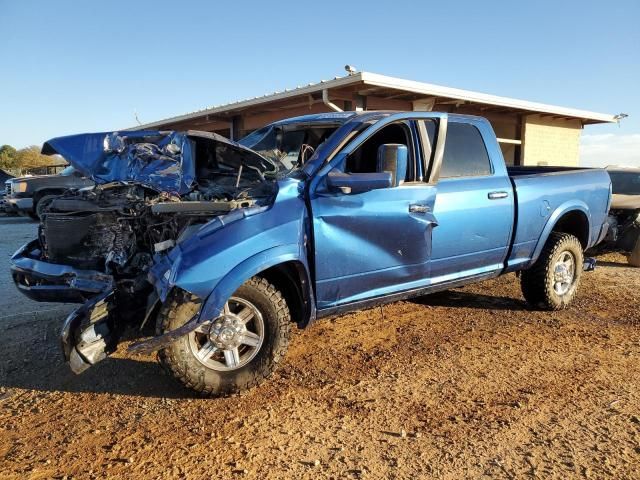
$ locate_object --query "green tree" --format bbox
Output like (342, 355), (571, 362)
(0, 144), (17, 170)
(14, 146), (53, 167)
(0, 144), (62, 173)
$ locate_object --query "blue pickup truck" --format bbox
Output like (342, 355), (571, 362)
(10, 111), (611, 396)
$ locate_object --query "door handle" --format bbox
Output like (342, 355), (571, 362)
(409, 204), (430, 214)
(488, 191), (509, 200)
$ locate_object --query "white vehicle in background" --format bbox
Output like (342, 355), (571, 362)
(602, 167), (640, 266)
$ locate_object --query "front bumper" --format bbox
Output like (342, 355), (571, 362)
(6, 197), (33, 212)
(11, 240), (113, 303)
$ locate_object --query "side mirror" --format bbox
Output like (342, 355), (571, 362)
(327, 171), (392, 194)
(377, 144), (408, 187)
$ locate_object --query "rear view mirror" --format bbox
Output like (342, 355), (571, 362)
(377, 144), (407, 187)
(327, 171), (392, 194)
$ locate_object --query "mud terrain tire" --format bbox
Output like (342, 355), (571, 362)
(521, 232), (584, 311)
(158, 278), (291, 397)
(629, 235), (640, 267)
(35, 194), (58, 219)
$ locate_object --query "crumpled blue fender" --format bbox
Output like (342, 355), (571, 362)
(129, 178), (313, 354)
(197, 243), (310, 322)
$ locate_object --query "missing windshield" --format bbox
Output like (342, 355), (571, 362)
(239, 124), (339, 171)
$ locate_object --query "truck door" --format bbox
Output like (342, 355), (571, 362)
(309, 114), (446, 309)
(429, 120), (514, 281)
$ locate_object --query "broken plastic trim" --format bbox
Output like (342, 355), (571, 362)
(61, 291), (118, 373)
(127, 313), (201, 355)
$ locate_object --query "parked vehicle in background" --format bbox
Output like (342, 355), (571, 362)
(4, 165), (94, 219)
(11, 112), (611, 396)
(0, 168), (15, 214)
(600, 167), (640, 266)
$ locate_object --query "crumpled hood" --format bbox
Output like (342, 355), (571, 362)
(42, 130), (274, 195)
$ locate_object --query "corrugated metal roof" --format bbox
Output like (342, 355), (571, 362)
(134, 71), (617, 129)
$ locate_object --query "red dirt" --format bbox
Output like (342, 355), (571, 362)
(1, 252), (639, 479)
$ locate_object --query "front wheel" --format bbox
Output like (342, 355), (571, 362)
(628, 235), (640, 267)
(521, 232), (584, 310)
(35, 194), (59, 219)
(157, 278), (292, 397)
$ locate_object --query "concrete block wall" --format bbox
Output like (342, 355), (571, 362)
(522, 114), (582, 166)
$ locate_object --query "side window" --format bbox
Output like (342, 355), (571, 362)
(440, 123), (492, 178)
(344, 122), (414, 182)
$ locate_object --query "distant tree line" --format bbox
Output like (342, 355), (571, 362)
(0, 144), (63, 173)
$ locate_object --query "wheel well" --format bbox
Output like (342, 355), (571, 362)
(552, 210), (589, 249)
(257, 261), (311, 326)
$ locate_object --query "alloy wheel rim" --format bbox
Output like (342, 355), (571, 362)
(188, 297), (264, 371)
(552, 251), (576, 295)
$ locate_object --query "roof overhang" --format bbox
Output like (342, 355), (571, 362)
(133, 71), (618, 130)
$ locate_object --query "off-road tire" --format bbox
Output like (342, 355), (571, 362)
(628, 235), (640, 267)
(35, 194), (58, 219)
(521, 232), (584, 311)
(157, 278), (291, 397)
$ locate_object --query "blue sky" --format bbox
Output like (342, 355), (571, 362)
(1, 0), (638, 165)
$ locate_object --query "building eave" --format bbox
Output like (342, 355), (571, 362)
(131, 71), (618, 130)
(359, 72), (617, 124)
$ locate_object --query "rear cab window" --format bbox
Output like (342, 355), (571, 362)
(439, 123), (492, 178)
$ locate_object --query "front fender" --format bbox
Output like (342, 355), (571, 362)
(128, 178), (311, 355)
(198, 244), (310, 322)
(129, 245), (312, 356)
(528, 200), (590, 267)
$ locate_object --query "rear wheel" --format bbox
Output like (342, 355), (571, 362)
(158, 278), (292, 396)
(628, 235), (640, 267)
(521, 232), (583, 310)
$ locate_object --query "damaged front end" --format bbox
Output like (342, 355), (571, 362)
(61, 291), (117, 373)
(11, 130), (281, 373)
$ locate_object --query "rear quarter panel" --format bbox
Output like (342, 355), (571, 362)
(507, 169), (611, 270)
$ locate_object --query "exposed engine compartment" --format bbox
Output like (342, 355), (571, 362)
(37, 131), (279, 281)
(40, 180), (274, 281)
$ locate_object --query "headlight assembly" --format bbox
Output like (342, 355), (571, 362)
(13, 181), (28, 193)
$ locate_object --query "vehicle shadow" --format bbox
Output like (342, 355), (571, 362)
(411, 289), (529, 311)
(597, 260), (631, 268)
(0, 314), (195, 399)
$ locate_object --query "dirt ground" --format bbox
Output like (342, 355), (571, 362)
(1, 217), (639, 479)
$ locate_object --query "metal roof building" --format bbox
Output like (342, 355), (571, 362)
(136, 71), (618, 167)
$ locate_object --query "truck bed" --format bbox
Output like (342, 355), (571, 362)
(504, 165), (611, 271)
(507, 165), (595, 177)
